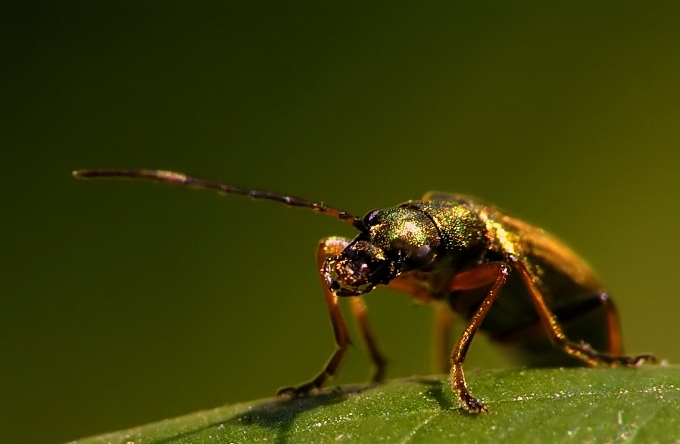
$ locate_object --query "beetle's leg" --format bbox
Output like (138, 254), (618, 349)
(448, 262), (510, 412)
(348, 297), (388, 383)
(278, 237), (388, 397)
(514, 260), (655, 366)
(433, 302), (454, 374)
(386, 273), (452, 373)
(277, 237), (351, 397)
(387, 273), (433, 303)
(602, 294), (623, 356)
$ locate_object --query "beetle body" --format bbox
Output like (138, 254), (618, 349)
(74, 169), (654, 412)
(331, 197), (619, 364)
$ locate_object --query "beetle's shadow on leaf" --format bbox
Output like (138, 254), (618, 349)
(220, 379), (460, 443)
(153, 378), (461, 444)
(219, 384), (376, 444)
(152, 383), (379, 444)
(411, 377), (457, 411)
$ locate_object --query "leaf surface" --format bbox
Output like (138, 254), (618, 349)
(70, 366), (680, 444)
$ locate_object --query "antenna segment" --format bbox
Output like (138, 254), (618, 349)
(73, 169), (365, 230)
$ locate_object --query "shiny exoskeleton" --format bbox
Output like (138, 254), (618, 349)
(73, 169), (655, 412)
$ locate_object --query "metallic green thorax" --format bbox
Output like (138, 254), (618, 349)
(403, 201), (489, 257)
(323, 200), (494, 297)
(364, 207), (441, 267)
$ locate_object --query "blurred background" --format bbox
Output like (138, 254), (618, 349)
(2, 2), (679, 442)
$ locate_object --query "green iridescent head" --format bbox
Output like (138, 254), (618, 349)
(323, 207), (441, 296)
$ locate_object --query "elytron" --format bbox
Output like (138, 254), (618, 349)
(73, 169), (654, 412)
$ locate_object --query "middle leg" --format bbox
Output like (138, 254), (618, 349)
(447, 261), (510, 412)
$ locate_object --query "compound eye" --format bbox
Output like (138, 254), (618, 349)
(408, 243), (437, 267)
(362, 209), (381, 225)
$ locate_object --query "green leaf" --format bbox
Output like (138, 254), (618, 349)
(69, 366), (680, 444)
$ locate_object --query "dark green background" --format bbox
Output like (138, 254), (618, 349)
(2, 3), (679, 443)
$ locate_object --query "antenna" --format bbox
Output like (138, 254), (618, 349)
(73, 169), (366, 231)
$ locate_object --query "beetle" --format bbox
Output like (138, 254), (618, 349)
(73, 169), (654, 412)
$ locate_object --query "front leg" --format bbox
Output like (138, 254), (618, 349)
(277, 237), (352, 397)
(279, 236), (390, 396)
